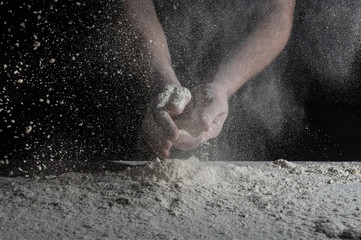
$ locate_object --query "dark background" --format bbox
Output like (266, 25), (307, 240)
(1, 0), (360, 175)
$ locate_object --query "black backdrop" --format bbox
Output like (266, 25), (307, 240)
(1, 0), (360, 175)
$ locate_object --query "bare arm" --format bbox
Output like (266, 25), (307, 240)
(123, 0), (179, 88)
(122, 0), (296, 154)
(213, 0), (296, 97)
(123, 0), (190, 158)
(173, 0), (296, 150)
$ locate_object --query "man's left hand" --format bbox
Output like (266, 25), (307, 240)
(173, 83), (229, 150)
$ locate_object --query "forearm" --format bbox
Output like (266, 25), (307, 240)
(123, 0), (179, 87)
(212, 0), (295, 97)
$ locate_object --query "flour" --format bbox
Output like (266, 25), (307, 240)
(125, 157), (196, 181)
(178, 129), (192, 136)
(315, 218), (361, 239)
(156, 85), (191, 111)
(1, 158), (361, 239)
(272, 158), (297, 169)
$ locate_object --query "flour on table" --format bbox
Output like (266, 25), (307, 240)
(1, 158), (361, 239)
(125, 157), (197, 181)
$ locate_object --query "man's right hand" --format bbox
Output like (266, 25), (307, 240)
(142, 85), (191, 158)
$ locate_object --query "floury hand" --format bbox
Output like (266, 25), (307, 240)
(142, 85), (191, 158)
(173, 83), (229, 151)
(124, 0), (295, 156)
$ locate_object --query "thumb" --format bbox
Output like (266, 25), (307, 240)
(202, 111), (228, 140)
(199, 103), (218, 132)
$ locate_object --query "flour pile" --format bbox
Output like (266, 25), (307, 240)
(126, 158), (196, 181)
(1, 158), (361, 239)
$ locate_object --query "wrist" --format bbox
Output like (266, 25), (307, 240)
(150, 63), (180, 85)
(205, 82), (231, 99)
(143, 65), (180, 95)
(146, 74), (182, 99)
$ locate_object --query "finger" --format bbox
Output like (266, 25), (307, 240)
(174, 111), (227, 151)
(180, 95), (214, 135)
(164, 86), (191, 115)
(199, 102), (217, 132)
(142, 132), (172, 158)
(173, 133), (203, 151)
(153, 110), (179, 141)
(143, 112), (171, 143)
(158, 149), (170, 159)
(173, 115), (191, 133)
(180, 111), (211, 137)
(173, 117), (204, 137)
(202, 112), (228, 140)
(173, 105), (205, 137)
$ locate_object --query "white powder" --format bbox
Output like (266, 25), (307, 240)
(178, 129), (192, 136)
(25, 126), (32, 134)
(156, 85), (191, 111)
(125, 157), (197, 181)
(1, 158), (360, 239)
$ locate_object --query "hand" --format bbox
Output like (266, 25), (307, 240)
(173, 83), (229, 151)
(142, 84), (191, 158)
